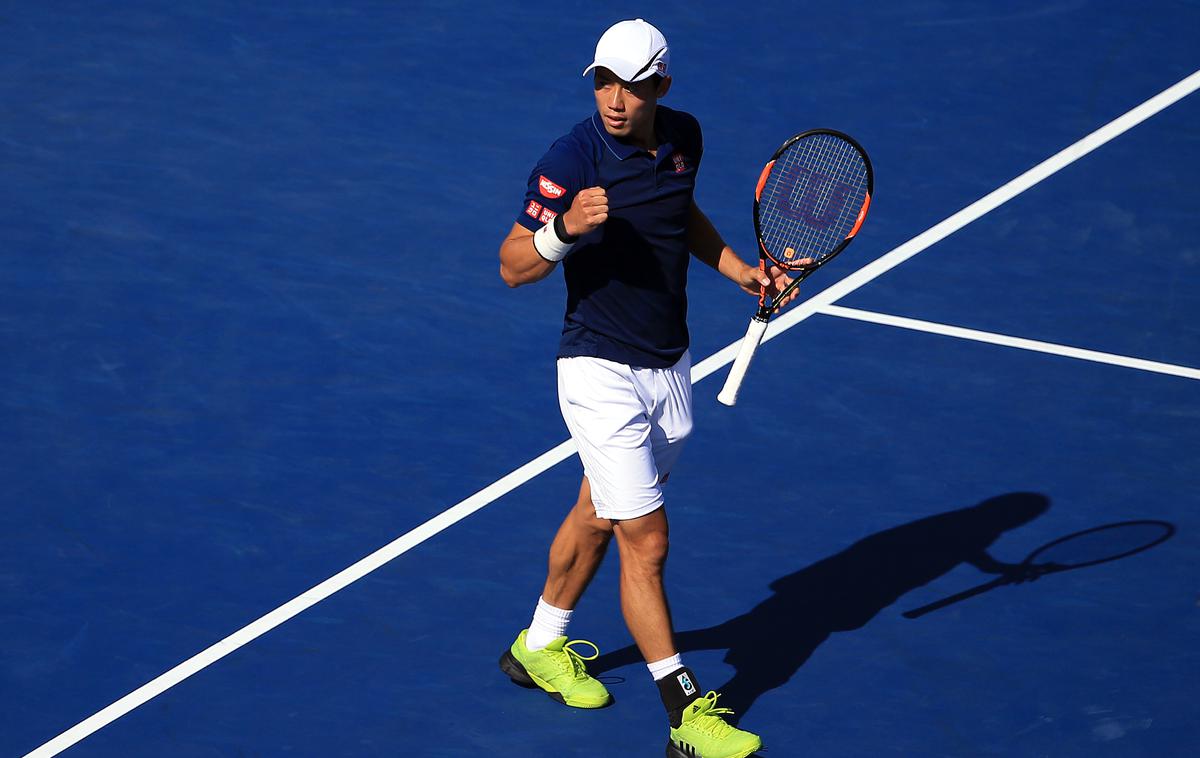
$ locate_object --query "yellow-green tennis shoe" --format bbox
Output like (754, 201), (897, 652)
(667, 691), (762, 758)
(498, 629), (612, 709)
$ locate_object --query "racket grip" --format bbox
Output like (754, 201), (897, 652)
(717, 317), (769, 407)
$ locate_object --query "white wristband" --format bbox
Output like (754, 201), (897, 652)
(533, 217), (578, 262)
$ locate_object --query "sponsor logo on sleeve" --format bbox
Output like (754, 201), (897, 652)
(671, 152), (688, 174)
(538, 175), (566, 199)
(538, 208), (558, 224)
(525, 200), (543, 219)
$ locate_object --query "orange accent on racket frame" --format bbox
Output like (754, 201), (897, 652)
(754, 160), (775, 201)
(848, 192), (872, 238)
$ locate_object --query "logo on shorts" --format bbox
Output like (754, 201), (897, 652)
(539, 175), (566, 199)
(525, 200), (543, 219)
(671, 152), (688, 174)
(677, 672), (696, 696)
(538, 207), (557, 224)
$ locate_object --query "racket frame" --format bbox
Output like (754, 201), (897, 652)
(718, 129), (873, 407)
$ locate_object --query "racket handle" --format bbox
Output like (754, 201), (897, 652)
(717, 317), (769, 407)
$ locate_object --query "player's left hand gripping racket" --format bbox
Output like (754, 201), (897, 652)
(717, 130), (873, 406)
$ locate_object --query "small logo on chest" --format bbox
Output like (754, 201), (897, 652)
(671, 152), (688, 174)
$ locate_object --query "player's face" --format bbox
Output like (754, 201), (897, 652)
(593, 69), (671, 146)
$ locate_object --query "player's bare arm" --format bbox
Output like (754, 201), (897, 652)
(500, 187), (609, 288)
(498, 223), (553, 288)
(686, 201), (802, 308)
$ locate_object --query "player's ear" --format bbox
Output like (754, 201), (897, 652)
(656, 75), (672, 99)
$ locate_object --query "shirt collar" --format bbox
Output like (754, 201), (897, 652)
(590, 111), (652, 161)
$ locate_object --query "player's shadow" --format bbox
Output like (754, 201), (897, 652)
(592, 492), (1052, 722)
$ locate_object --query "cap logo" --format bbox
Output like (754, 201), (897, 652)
(538, 175), (566, 199)
(655, 60), (667, 75)
(631, 45), (667, 81)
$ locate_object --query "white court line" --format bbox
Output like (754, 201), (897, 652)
(23, 439), (583, 758)
(819, 304), (1200, 380)
(692, 69), (1200, 385)
(25, 68), (1200, 758)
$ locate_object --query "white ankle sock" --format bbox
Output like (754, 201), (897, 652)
(647, 653), (684, 681)
(525, 596), (573, 651)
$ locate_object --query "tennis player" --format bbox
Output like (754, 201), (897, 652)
(498, 19), (795, 758)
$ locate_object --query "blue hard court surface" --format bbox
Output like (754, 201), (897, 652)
(2, 2), (1198, 756)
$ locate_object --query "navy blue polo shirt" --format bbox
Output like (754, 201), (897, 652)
(516, 106), (703, 369)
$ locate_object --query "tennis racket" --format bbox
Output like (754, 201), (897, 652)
(717, 129), (873, 406)
(902, 520), (1176, 619)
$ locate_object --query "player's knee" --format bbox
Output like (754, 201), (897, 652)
(585, 521), (615, 550)
(571, 500), (614, 536)
(570, 520), (612, 556)
(628, 527), (670, 571)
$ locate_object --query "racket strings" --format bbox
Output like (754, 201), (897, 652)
(758, 134), (870, 269)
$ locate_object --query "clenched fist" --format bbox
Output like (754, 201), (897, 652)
(562, 187), (608, 237)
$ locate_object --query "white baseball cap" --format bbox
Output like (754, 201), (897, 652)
(582, 19), (670, 83)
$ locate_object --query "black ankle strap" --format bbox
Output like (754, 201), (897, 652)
(657, 666), (701, 727)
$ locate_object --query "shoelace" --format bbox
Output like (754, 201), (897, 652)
(559, 639), (600, 679)
(686, 691), (738, 738)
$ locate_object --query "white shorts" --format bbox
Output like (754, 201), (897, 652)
(557, 352), (693, 521)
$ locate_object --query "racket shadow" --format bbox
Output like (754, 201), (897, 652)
(901, 519), (1177, 619)
(592, 492), (1053, 722)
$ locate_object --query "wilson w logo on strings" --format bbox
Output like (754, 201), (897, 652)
(772, 164), (853, 229)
